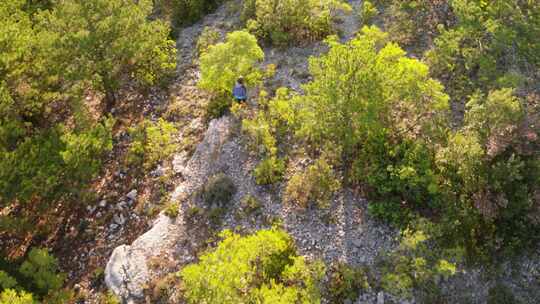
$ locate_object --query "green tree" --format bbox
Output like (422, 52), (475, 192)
(127, 118), (179, 170)
(19, 249), (65, 295)
(0, 289), (35, 304)
(243, 0), (351, 46)
(180, 229), (325, 304)
(199, 30), (264, 95)
(426, 0), (540, 102)
(40, 0), (177, 111)
(292, 26), (448, 217)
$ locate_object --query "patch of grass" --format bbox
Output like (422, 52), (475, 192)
(164, 201), (180, 218)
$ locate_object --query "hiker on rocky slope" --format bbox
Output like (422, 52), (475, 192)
(233, 76), (247, 103)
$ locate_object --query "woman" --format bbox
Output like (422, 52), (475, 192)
(232, 76), (247, 103)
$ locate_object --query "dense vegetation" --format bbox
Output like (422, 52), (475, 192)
(1, 0), (176, 300)
(242, 0), (352, 46)
(180, 229), (325, 303)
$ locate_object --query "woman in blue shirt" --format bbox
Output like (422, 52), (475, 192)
(232, 76), (247, 103)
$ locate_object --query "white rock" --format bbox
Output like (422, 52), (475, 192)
(114, 214), (126, 225)
(99, 200), (107, 208)
(117, 201), (127, 209)
(172, 152), (189, 175)
(126, 190), (138, 201)
(377, 292), (384, 304)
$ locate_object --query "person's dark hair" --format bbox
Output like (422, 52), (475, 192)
(237, 76), (244, 84)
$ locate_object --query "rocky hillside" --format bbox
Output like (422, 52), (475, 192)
(104, 1), (540, 304)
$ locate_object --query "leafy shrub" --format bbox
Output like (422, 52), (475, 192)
(243, 0), (351, 46)
(380, 221), (460, 300)
(0, 289), (35, 304)
(199, 30), (264, 95)
(155, 0), (224, 30)
(487, 283), (521, 304)
(328, 262), (370, 303)
(179, 229), (325, 304)
(198, 173), (236, 207)
(204, 96), (232, 120)
(240, 195), (262, 216)
(19, 249), (65, 295)
(285, 158), (340, 209)
(370, 0), (454, 50)
(196, 26), (221, 55)
(0, 248), (69, 303)
(163, 201), (180, 218)
(360, 0), (378, 25)
(426, 0), (539, 102)
(127, 118), (178, 170)
(242, 113), (278, 156)
(435, 89), (539, 257)
(241, 88), (295, 158)
(254, 157), (286, 185)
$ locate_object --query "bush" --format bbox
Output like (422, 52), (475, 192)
(370, 0), (454, 50)
(127, 118), (178, 170)
(179, 229), (325, 304)
(243, 0), (351, 46)
(242, 112), (278, 156)
(155, 0), (224, 29)
(0, 248), (69, 303)
(199, 30), (264, 95)
(426, 0), (539, 102)
(328, 262), (370, 303)
(163, 201), (180, 218)
(487, 283), (521, 304)
(19, 249), (65, 296)
(240, 195), (262, 216)
(360, 0), (378, 25)
(204, 96), (232, 120)
(198, 173), (236, 207)
(196, 26), (221, 55)
(285, 158), (340, 209)
(254, 157), (286, 185)
(380, 221), (460, 300)
(0, 289), (35, 304)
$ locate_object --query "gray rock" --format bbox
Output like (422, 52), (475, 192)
(126, 190), (138, 201)
(105, 215), (176, 302)
(152, 165), (165, 177)
(117, 201), (127, 210)
(99, 200), (107, 208)
(172, 152), (189, 175)
(87, 205), (97, 214)
(114, 214), (126, 225)
(377, 292), (384, 304)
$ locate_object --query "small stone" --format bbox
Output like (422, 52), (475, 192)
(173, 152), (188, 175)
(377, 292), (384, 304)
(109, 223), (119, 230)
(114, 214), (126, 225)
(152, 165), (165, 177)
(126, 190), (138, 201)
(117, 201), (127, 209)
(87, 205), (97, 214)
(99, 200), (107, 208)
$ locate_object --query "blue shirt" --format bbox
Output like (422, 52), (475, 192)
(233, 83), (247, 100)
